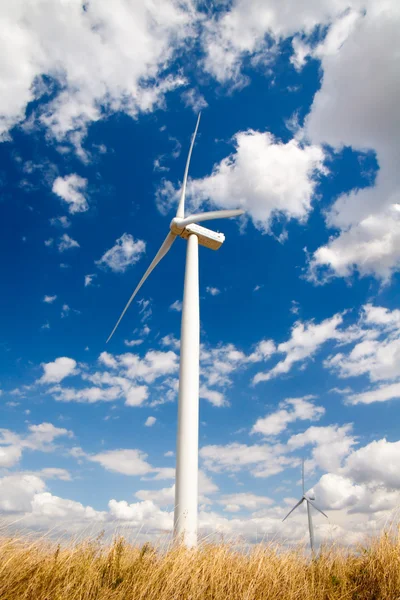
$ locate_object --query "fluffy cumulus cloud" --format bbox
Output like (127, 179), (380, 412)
(52, 174), (88, 214)
(308, 208), (400, 283)
(252, 396), (324, 436)
(0, 474), (46, 513)
(39, 348), (179, 407)
(200, 0), (356, 84)
(323, 304), (400, 403)
(0, 422), (73, 470)
(344, 439), (400, 489)
(90, 449), (153, 476)
(0, 0), (195, 145)
(199, 0), (400, 283)
(38, 357), (78, 384)
(288, 424), (357, 472)
(200, 442), (293, 478)
(96, 233), (146, 273)
(253, 312), (360, 384)
(304, 0), (400, 282)
(57, 234), (80, 252)
(159, 131), (325, 234)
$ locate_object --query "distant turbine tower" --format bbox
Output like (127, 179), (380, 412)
(107, 113), (244, 547)
(282, 459), (328, 553)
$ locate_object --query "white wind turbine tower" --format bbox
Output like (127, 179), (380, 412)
(106, 113), (244, 547)
(282, 459), (328, 553)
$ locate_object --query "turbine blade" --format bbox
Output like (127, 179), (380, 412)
(176, 113), (201, 219)
(302, 458), (305, 496)
(282, 497), (304, 522)
(106, 232), (176, 343)
(307, 499), (328, 519)
(179, 209), (245, 228)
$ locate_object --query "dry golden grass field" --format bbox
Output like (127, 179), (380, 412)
(1, 530), (400, 600)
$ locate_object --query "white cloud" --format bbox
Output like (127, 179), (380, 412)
(26, 422), (73, 448)
(199, 386), (226, 407)
(50, 215), (71, 228)
(160, 334), (180, 351)
(159, 131), (325, 234)
(206, 286), (221, 296)
(0, 474), (46, 513)
(61, 304), (70, 318)
(53, 348), (179, 407)
(57, 234), (80, 252)
(44, 238), (54, 247)
(0, 445), (22, 468)
(169, 300), (182, 312)
(84, 273), (96, 287)
(0, 422), (73, 469)
(253, 313), (350, 384)
(347, 382), (400, 406)
(98, 351), (118, 369)
(96, 233), (146, 273)
(43, 295), (57, 304)
(135, 486), (175, 507)
(218, 493), (274, 513)
(150, 468), (175, 481)
(89, 448), (174, 482)
(124, 339), (143, 347)
(39, 468), (71, 481)
(117, 350), (178, 383)
(200, 442), (292, 478)
(251, 396), (324, 436)
(135, 472), (217, 508)
(50, 385), (122, 404)
(344, 439), (400, 489)
(52, 174), (88, 214)
(181, 88), (208, 113)
(247, 339), (276, 363)
(308, 208), (400, 283)
(324, 304), (400, 384)
(108, 499), (172, 532)
(288, 424), (357, 472)
(0, 1), (195, 144)
(304, 2), (400, 282)
(38, 357), (77, 384)
(200, 0), (355, 85)
(144, 416), (156, 427)
(90, 449), (153, 476)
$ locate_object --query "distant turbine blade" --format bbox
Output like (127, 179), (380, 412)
(307, 499), (328, 519)
(282, 497), (304, 522)
(302, 458), (305, 496)
(106, 232), (176, 343)
(179, 209), (245, 228)
(176, 113), (201, 219)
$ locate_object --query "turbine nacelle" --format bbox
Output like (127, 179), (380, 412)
(179, 224), (225, 250)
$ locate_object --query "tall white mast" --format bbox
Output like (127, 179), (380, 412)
(174, 233), (200, 546)
(106, 115), (244, 547)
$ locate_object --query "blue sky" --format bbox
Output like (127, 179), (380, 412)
(1, 0), (400, 545)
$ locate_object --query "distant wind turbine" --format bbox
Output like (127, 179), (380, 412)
(282, 459), (328, 553)
(106, 113), (244, 547)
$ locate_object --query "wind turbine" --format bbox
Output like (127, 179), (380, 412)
(106, 113), (244, 547)
(282, 459), (328, 553)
